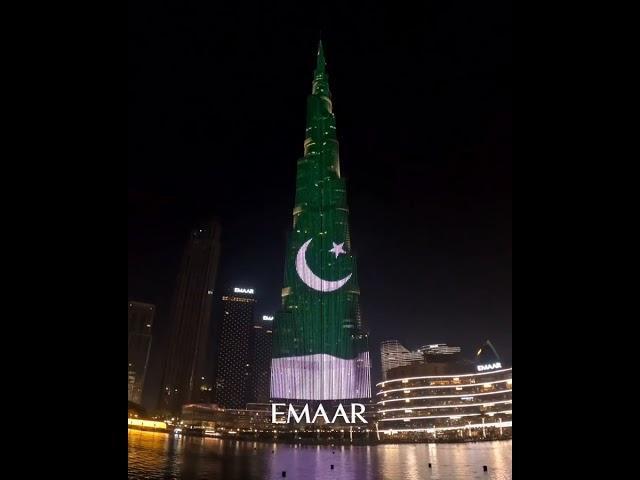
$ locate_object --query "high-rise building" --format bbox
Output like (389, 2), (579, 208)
(250, 315), (273, 403)
(158, 220), (221, 415)
(214, 287), (256, 408)
(270, 41), (371, 401)
(418, 343), (462, 362)
(128, 301), (155, 404)
(380, 340), (424, 381)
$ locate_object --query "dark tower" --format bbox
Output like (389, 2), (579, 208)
(128, 301), (155, 404)
(158, 220), (221, 415)
(214, 287), (256, 408)
(250, 315), (273, 403)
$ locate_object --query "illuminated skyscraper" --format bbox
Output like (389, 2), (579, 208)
(158, 220), (221, 415)
(128, 301), (155, 404)
(270, 41), (371, 400)
(214, 288), (256, 408)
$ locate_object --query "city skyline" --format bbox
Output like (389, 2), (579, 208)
(129, 16), (511, 409)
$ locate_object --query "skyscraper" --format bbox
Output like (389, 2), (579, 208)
(270, 42), (371, 401)
(158, 220), (221, 415)
(128, 301), (155, 404)
(214, 287), (256, 408)
(250, 315), (273, 403)
(380, 340), (424, 381)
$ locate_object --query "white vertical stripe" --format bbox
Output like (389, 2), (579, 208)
(270, 352), (371, 400)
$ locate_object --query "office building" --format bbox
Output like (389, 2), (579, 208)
(128, 301), (155, 404)
(158, 220), (221, 415)
(214, 287), (256, 408)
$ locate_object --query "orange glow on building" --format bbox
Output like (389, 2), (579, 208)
(128, 418), (167, 430)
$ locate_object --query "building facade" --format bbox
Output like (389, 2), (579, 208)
(380, 340), (424, 380)
(376, 362), (512, 441)
(158, 220), (221, 415)
(128, 301), (155, 404)
(419, 344), (461, 360)
(214, 288), (257, 408)
(250, 315), (273, 403)
(270, 41), (371, 401)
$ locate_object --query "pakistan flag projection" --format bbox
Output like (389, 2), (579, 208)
(270, 42), (372, 400)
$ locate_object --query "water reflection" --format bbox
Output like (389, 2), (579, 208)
(128, 430), (512, 480)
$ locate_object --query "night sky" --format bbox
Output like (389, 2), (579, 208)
(129, 1), (512, 409)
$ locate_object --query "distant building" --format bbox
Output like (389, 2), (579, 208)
(377, 361), (512, 441)
(249, 315), (273, 403)
(418, 343), (462, 363)
(128, 301), (155, 404)
(214, 288), (257, 408)
(158, 220), (221, 415)
(380, 340), (424, 380)
(180, 402), (376, 437)
(181, 403), (275, 433)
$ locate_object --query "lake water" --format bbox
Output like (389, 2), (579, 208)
(128, 430), (512, 479)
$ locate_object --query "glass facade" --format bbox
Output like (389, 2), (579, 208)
(214, 289), (256, 408)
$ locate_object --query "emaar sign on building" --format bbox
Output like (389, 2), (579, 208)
(477, 362), (502, 372)
(233, 287), (254, 294)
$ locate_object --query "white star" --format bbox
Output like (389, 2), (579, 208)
(329, 242), (346, 258)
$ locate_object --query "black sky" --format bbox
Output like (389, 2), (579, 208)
(129, 1), (512, 408)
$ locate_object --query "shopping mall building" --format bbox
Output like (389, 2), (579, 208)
(375, 341), (512, 441)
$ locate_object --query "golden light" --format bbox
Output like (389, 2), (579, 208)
(128, 418), (167, 429)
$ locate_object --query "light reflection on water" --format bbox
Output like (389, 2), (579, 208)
(128, 430), (512, 480)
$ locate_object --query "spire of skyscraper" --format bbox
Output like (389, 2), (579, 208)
(316, 39), (325, 73)
(312, 39), (330, 99)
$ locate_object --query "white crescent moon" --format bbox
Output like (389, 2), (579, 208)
(296, 238), (352, 292)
